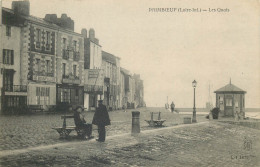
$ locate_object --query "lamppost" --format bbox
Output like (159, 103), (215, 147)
(192, 80), (197, 123)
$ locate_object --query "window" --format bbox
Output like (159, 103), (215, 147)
(73, 65), (77, 76)
(62, 63), (66, 76)
(3, 49), (14, 65)
(75, 89), (79, 102)
(36, 29), (41, 42)
(36, 87), (41, 105)
(36, 29), (41, 48)
(6, 26), (11, 36)
(35, 59), (41, 72)
(36, 87), (50, 105)
(63, 38), (67, 49)
(73, 40), (77, 51)
(61, 88), (70, 103)
(46, 60), (50, 73)
(46, 31), (50, 50)
(226, 99), (232, 107)
(46, 31), (50, 44)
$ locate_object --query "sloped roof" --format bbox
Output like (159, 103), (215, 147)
(102, 51), (117, 65)
(120, 67), (131, 76)
(214, 83), (246, 93)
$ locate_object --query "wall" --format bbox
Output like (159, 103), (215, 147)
(89, 41), (102, 69)
(56, 30), (84, 85)
(1, 24), (21, 86)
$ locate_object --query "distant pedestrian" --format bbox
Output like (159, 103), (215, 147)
(92, 100), (111, 142)
(73, 106), (93, 139)
(170, 102), (175, 112)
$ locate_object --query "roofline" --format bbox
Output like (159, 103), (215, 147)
(102, 51), (120, 59)
(3, 7), (83, 37)
(89, 39), (102, 47)
(214, 91), (247, 94)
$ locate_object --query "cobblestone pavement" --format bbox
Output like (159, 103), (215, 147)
(0, 107), (207, 151)
(0, 121), (259, 167)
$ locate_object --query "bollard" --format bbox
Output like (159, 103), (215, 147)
(132, 111), (140, 134)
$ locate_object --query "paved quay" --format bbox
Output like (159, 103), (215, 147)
(0, 107), (207, 151)
(1, 120), (259, 167)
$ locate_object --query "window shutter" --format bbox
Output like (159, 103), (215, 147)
(11, 50), (14, 65)
(36, 87), (40, 96)
(2, 50), (5, 64)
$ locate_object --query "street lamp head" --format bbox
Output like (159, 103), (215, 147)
(192, 80), (197, 88)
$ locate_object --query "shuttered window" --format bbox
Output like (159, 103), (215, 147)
(3, 49), (14, 65)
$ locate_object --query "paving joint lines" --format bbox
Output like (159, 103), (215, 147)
(0, 121), (208, 157)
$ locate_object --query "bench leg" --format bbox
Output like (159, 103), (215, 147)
(57, 129), (73, 138)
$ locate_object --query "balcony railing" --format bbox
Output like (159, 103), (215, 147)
(62, 49), (69, 60)
(73, 51), (80, 61)
(4, 85), (27, 92)
(62, 74), (80, 84)
(31, 71), (56, 82)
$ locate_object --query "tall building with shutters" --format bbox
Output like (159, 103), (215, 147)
(0, 4), (27, 114)
(1, 1), (84, 113)
(81, 28), (103, 111)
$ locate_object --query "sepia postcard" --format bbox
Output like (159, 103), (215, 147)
(0, 0), (259, 166)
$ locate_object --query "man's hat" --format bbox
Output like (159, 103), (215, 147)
(98, 100), (103, 102)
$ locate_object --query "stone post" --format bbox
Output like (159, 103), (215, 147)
(132, 111), (140, 134)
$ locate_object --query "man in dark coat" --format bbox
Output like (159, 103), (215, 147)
(92, 100), (111, 142)
(170, 101), (175, 112)
(73, 106), (93, 139)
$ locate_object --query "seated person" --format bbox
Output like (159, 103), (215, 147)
(73, 106), (93, 139)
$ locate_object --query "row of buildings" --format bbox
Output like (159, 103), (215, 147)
(0, 1), (145, 114)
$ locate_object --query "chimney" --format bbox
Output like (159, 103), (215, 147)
(89, 28), (95, 40)
(44, 14), (58, 23)
(0, 0), (2, 25)
(81, 28), (88, 38)
(12, 0), (30, 16)
(58, 13), (74, 31)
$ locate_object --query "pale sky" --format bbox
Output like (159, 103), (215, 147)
(2, 0), (260, 108)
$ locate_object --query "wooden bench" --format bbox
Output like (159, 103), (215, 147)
(145, 112), (166, 127)
(52, 115), (91, 139)
(28, 105), (44, 112)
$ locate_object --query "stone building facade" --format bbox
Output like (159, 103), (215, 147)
(0, 0), (145, 113)
(0, 6), (27, 113)
(102, 51), (120, 110)
(82, 28), (103, 111)
(133, 74), (145, 108)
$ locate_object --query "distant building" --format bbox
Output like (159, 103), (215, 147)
(133, 74), (144, 108)
(214, 80), (246, 117)
(120, 68), (136, 109)
(102, 51), (120, 110)
(81, 28), (103, 111)
(119, 70), (126, 109)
